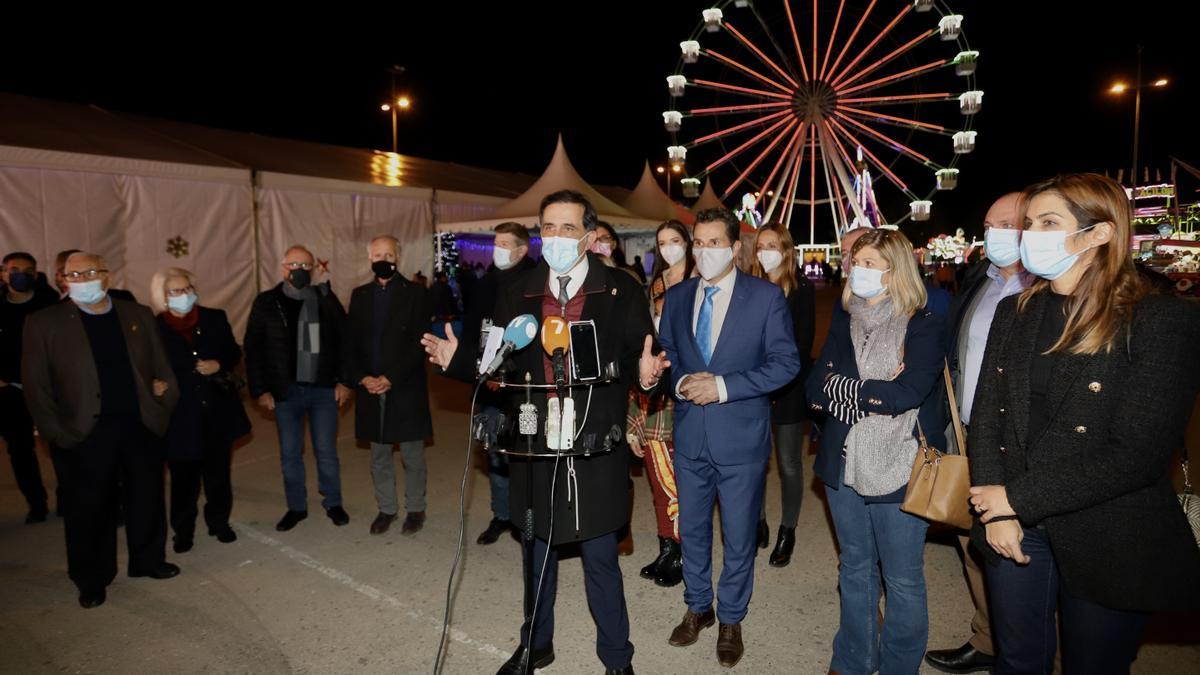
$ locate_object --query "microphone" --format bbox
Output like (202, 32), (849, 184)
(541, 315), (570, 388)
(480, 314), (538, 379)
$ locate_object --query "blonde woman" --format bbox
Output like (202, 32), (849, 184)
(151, 267), (250, 552)
(805, 228), (946, 674)
(748, 222), (815, 567)
(967, 173), (1200, 674)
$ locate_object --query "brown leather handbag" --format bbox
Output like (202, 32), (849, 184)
(901, 363), (973, 530)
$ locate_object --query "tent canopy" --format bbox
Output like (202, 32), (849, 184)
(691, 179), (727, 214)
(622, 162), (694, 225)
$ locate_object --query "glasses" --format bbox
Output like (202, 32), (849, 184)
(284, 262), (314, 271)
(166, 286), (195, 297)
(64, 269), (108, 281)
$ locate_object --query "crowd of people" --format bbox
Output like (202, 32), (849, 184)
(2, 173), (1198, 674)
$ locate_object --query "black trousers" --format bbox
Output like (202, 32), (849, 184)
(168, 424), (234, 540)
(58, 415), (167, 592)
(0, 385), (48, 511)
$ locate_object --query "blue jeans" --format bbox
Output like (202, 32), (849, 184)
(985, 526), (1149, 675)
(825, 478), (929, 675)
(274, 384), (342, 512)
(481, 406), (509, 521)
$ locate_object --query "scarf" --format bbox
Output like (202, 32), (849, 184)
(282, 281), (320, 383)
(843, 294), (919, 496)
(162, 306), (199, 343)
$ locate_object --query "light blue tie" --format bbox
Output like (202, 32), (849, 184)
(696, 285), (720, 365)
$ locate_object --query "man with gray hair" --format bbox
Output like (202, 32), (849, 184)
(244, 245), (351, 532)
(343, 235), (433, 535)
(22, 251), (180, 608)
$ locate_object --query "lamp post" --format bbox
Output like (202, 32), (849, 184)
(656, 163), (683, 199)
(382, 65), (410, 153)
(1108, 46), (1168, 199)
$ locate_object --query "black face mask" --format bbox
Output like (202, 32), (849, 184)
(371, 260), (397, 279)
(288, 268), (311, 289)
(7, 271), (33, 292)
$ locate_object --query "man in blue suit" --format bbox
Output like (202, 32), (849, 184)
(653, 208), (800, 668)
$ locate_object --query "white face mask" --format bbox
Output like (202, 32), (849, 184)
(694, 246), (734, 281)
(757, 250), (784, 274)
(984, 227), (1022, 268)
(659, 243), (686, 267)
(849, 266), (889, 299)
(493, 246), (515, 270)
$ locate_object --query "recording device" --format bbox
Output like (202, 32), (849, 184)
(568, 320), (601, 382)
(479, 314), (538, 379)
(471, 411), (511, 450)
(541, 315), (570, 389)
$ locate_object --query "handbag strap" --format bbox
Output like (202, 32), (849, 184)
(943, 360), (967, 456)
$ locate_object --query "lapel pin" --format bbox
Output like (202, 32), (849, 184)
(611, 288), (618, 296)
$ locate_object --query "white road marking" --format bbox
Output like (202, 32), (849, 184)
(232, 522), (510, 663)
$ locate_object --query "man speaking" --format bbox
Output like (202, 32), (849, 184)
(422, 190), (666, 675)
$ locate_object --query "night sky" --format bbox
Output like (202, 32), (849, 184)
(4, 1), (1198, 244)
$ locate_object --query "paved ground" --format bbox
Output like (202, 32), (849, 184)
(1, 284), (1197, 674)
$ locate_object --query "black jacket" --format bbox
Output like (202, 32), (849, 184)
(969, 291), (1200, 611)
(771, 277), (816, 424)
(459, 256), (538, 409)
(157, 307), (252, 460)
(0, 286), (59, 383)
(445, 254), (655, 544)
(244, 282), (346, 400)
(343, 276), (432, 443)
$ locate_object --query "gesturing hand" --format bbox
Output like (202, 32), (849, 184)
(638, 335), (670, 389)
(420, 323), (459, 370)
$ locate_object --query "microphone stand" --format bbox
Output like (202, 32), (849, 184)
(518, 372), (537, 675)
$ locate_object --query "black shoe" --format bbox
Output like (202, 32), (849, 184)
(129, 562), (181, 580)
(477, 518), (511, 545)
(78, 588), (106, 609)
(211, 526), (237, 543)
(276, 510), (307, 531)
(496, 643), (555, 674)
(756, 519), (769, 549)
(768, 526), (796, 567)
(173, 536), (194, 554)
(25, 505), (49, 524)
(640, 536), (672, 580)
(326, 506), (350, 526)
(605, 667), (634, 675)
(924, 642), (995, 674)
(654, 539), (683, 587)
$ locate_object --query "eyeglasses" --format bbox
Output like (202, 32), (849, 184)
(166, 286), (195, 297)
(64, 269), (108, 281)
(284, 262), (314, 271)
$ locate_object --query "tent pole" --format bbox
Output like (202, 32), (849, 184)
(432, 188), (441, 274)
(251, 169), (262, 294)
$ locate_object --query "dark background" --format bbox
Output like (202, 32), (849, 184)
(3, 1), (1197, 242)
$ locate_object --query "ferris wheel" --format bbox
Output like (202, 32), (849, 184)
(663, 0), (981, 244)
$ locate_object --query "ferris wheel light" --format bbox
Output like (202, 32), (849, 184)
(734, 0), (750, 7)
(959, 90), (984, 115)
(939, 15), (963, 41)
(663, 111), (683, 132)
(681, 177), (701, 198)
(667, 75), (688, 97)
(953, 131), (978, 154)
(910, 200), (933, 221)
(702, 8), (724, 32)
(680, 40), (701, 63)
(913, 0), (934, 12)
(953, 51), (979, 76)
(936, 168), (960, 190)
(668, 145), (688, 162)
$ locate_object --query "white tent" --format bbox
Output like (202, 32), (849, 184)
(691, 179), (727, 214)
(621, 162), (695, 225)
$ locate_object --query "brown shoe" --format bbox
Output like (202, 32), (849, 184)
(668, 607), (715, 647)
(401, 511), (425, 535)
(370, 512), (397, 535)
(716, 623), (743, 668)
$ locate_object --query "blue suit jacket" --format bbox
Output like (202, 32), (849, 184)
(658, 270), (801, 466)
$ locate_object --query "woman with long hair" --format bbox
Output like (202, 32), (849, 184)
(627, 220), (694, 586)
(968, 173), (1200, 674)
(748, 222), (815, 567)
(805, 228), (946, 674)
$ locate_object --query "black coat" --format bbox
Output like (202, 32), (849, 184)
(969, 291), (1200, 611)
(157, 307), (252, 460)
(446, 254), (655, 544)
(771, 277), (816, 424)
(343, 276), (433, 443)
(243, 282), (346, 401)
(459, 256), (538, 410)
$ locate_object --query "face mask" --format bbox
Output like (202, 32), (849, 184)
(757, 250), (784, 274)
(371, 260), (397, 279)
(694, 247), (734, 281)
(590, 241), (613, 258)
(985, 227), (1022, 268)
(1019, 225), (1095, 280)
(849, 266), (889, 299)
(6, 271), (33, 292)
(541, 236), (584, 275)
(167, 292), (198, 314)
(493, 247), (515, 270)
(659, 243), (686, 266)
(288, 268), (311, 289)
(68, 279), (107, 305)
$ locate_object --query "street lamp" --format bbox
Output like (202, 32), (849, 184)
(383, 65), (409, 153)
(656, 164), (684, 199)
(1107, 46), (1168, 198)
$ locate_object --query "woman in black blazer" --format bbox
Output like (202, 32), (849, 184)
(749, 222), (815, 566)
(152, 268), (252, 553)
(968, 173), (1200, 674)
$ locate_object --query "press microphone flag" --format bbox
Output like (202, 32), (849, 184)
(541, 315), (570, 388)
(480, 314), (538, 379)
